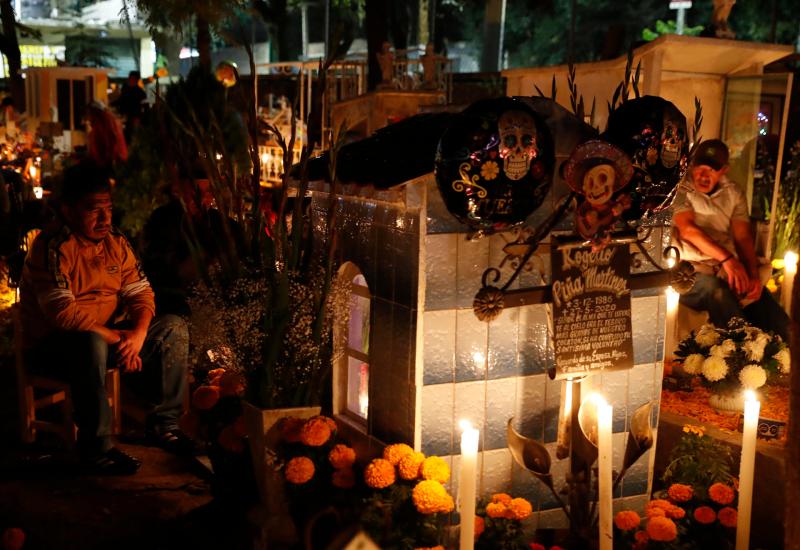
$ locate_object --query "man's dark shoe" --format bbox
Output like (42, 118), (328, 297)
(85, 447), (141, 475)
(149, 429), (195, 456)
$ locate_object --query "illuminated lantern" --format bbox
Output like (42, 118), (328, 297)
(603, 96), (689, 219)
(434, 97), (554, 234)
(215, 61), (239, 88)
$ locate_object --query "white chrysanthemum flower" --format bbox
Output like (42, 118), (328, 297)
(683, 353), (705, 375)
(710, 339), (736, 358)
(695, 325), (721, 347)
(775, 348), (791, 374)
(702, 355), (729, 382)
(743, 338), (767, 363)
(739, 364), (767, 389)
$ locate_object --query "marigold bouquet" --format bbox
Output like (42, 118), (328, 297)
(673, 317), (789, 395)
(475, 492), (533, 550)
(360, 443), (455, 549)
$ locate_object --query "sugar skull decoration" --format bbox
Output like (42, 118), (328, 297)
(603, 96), (689, 219)
(563, 140), (634, 245)
(434, 97), (554, 233)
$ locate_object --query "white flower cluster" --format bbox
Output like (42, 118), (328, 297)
(695, 324), (720, 347)
(701, 355), (729, 382)
(775, 348), (792, 374)
(710, 339), (736, 358)
(739, 364), (767, 389)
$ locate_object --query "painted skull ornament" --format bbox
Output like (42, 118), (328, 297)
(434, 97), (554, 233)
(498, 110), (538, 180)
(604, 96), (689, 219)
(582, 164), (617, 206)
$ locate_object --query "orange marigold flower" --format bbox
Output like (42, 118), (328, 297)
(332, 467), (356, 489)
(279, 417), (305, 443)
(486, 501), (508, 519)
(708, 483), (735, 505)
(420, 456), (450, 483)
(474, 515), (485, 538)
(506, 497), (533, 520)
(285, 456), (315, 484)
(398, 452), (426, 480)
(192, 385), (220, 410)
(718, 506), (737, 528)
(300, 417), (332, 447)
(645, 506), (666, 519)
(647, 499), (674, 511)
(491, 493), (513, 505)
(667, 483), (693, 503)
(383, 443), (415, 465)
(364, 458), (396, 489)
(693, 506), (717, 524)
(634, 530), (649, 544)
(646, 516), (678, 542)
(317, 415), (338, 433)
(614, 510), (641, 531)
(412, 480), (454, 514)
(529, 544), (546, 550)
(666, 505), (686, 520)
(328, 444), (356, 469)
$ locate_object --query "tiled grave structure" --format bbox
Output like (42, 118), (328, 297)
(310, 172), (671, 524)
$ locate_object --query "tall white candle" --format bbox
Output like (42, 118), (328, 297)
(736, 390), (760, 550)
(459, 420), (479, 550)
(782, 251), (798, 315)
(664, 286), (680, 373)
(594, 394), (613, 550)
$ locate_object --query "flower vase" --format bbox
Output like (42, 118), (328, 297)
(242, 401), (321, 545)
(708, 392), (744, 414)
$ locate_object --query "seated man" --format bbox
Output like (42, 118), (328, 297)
(672, 139), (789, 341)
(19, 161), (189, 474)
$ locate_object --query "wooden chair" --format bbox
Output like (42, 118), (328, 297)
(14, 307), (121, 447)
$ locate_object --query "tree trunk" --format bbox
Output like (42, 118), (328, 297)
(0, 0), (24, 110)
(365, 0), (388, 91)
(786, 284), (800, 549)
(196, 14), (212, 70)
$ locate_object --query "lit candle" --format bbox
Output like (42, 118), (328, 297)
(736, 390), (760, 550)
(459, 420), (479, 550)
(594, 394), (613, 550)
(664, 286), (680, 374)
(782, 251), (798, 314)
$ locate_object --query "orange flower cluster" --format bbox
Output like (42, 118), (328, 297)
(411, 479), (454, 514)
(300, 416), (333, 446)
(483, 493), (533, 521)
(718, 506), (737, 528)
(693, 505), (716, 524)
(285, 456), (315, 484)
(364, 458), (396, 489)
(398, 452), (426, 480)
(328, 444), (356, 469)
(667, 483), (693, 503)
(708, 482), (736, 505)
(474, 515), (485, 538)
(645, 499), (684, 520)
(420, 456), (450, 484)
(384, 443), (414, 465)
(613, 510), (641, 531)
(645, 516), (678, 542)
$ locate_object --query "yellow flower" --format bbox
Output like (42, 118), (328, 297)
(383, 443), (414, 465)
(420, 456), (450, 483)
(693, 506), (716, 524)
(398, 452), (426, 480)
(614, 510), (641, 531)
(682, 424), (705, 437)
(667, 483), (693, 503)
(480, 161), (499, 181)
(332, 467), (355, 489)
(474, 515), (485, 538)
(708, 483), (735, 505)
(718, 506), (737, 528)
(412, 480), (454, 514)
(486, 501), (507, 518)
(285, 456), (315, 484)
(328, 444), (356, 469)
(506, 497), (532, 520)
(364, 458), (396, 489)
(646, 516), (678, 542)
(300, 417), (332, 446)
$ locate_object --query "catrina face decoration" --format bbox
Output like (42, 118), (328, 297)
(434, 97), (554, 234)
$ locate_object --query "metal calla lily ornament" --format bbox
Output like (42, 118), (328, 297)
(434, 97), (555, 235)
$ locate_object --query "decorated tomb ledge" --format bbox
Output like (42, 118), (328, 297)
(660, 383), (789, 446)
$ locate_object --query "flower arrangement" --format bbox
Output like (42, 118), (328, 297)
(475, 492), (534, 549)
(614, 424), (739, 549)
(360, 444), (455, 549)
(673, 317), (789, 396)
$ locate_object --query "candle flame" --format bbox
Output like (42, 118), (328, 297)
(785, 251), (798, 272)
(588, 392), (608, 408)
(744, 389), (758, 403)
(459, 419), (473, 432)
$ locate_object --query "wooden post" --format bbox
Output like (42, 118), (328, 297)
(786, 281), (800, 549)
